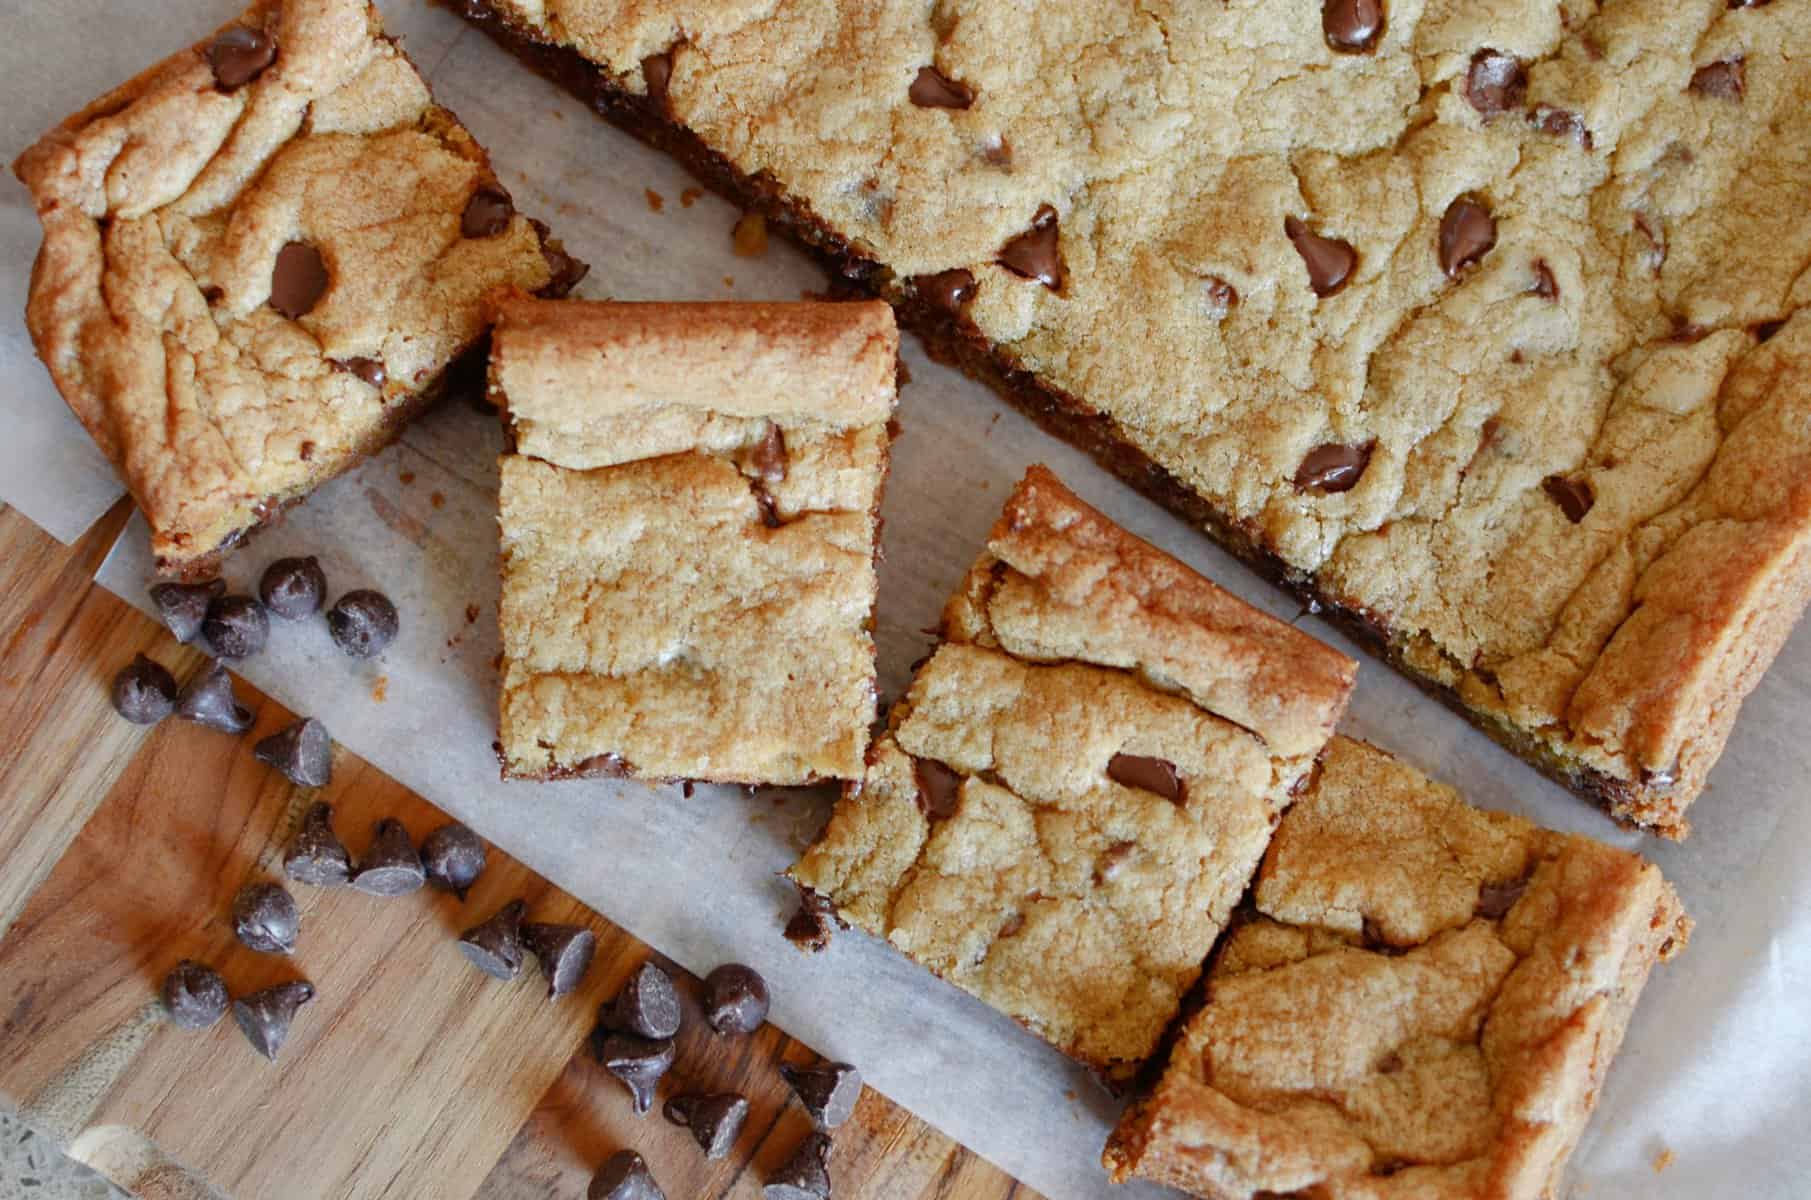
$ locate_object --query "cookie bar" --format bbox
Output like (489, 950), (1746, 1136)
(455, 0), (1811, 836)
(14, 0), (584, 578)
(1104, 735), (1690, 1199)
(492, 296), (897, 785)
(788, 466), (1356, 1078)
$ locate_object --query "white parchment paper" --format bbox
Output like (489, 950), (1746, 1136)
(4, 3), (1809, 1197)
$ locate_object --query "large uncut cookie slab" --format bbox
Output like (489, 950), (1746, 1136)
(790, 466), (1357, 1079)
(14, 0), (584, 578)
(491, 296), (897, 786)
(1104, 735), (1690, 1199)
(456, 0), (1811, 836)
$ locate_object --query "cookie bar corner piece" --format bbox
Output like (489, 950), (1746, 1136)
(789, 466), (1357, 1079)
(1103, 735), (1690, 1199)
(491, 297), (899, 787)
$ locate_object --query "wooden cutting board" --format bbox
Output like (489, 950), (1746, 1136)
(0, 501), (1034, 1200)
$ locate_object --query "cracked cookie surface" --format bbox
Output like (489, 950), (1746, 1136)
(1104, 735), (1690, 1199)
(789, 466), (1355, 1075)
(493, 297), (896, 785)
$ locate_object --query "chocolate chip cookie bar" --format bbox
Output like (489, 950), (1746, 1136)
(1104, 735), (1689, 1198)
(492, 296), (897, 785)
(14, 0), (584, 578)
(456, 0), (1811, 836)
(788, 466), (1356, 1078)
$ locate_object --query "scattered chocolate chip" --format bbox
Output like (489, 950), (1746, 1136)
(270, 241), (329, 320)
(255, 717), (333, 788)
(175, 660), (254, 734)
(232, 882), (299, 955)
(421, 822), (487, 899)
(781, 1062), (862, 1130)
(909, 65), (974, 109)
(202, 285), (225, 306)
(785, 891), (837, 953)
(524, 923), (597, 997)
(111, 654), (177, 725)
(1753, 319), (1786, 343)
(206, 25), (276, 91)
(337, 357), (387, 389)
(664, 1093), (750, 1159)
(604, 961), (682, 1039)
(202, 595), (269, 659)
(996, 911), (1026, 941)
(284, 802), (351, 887)
(1531, 106), (1593, 151)
(912, 757), (963, 819)
(701, 962), (769, 1035)
(589, 1150), (666, 1200)
(751, 425), (788, 484)
(1531, 259), (1559, 300)
(642, 50), (674, 105)
(1295, 442), (1373, 493)
(764, 1132), (833, 1200)
(161, 960), (229, 1031)
(259, 556), (326, 620)
(232, 980), (313, 1061)
(1464, 49), (1526, 118)
(1439, 196), (1497, 278)
(459, 899), (526, 981)
(462, 185), (515, 239)
(998, 204), (1063, 290)
(327, 589), (399, 658)
(528, 217), (591, 298)
(1689, 57), (1744, 100)
(1202, 275), (1239, 318)
(914, 269), (977, 312)
(148, 579), (224, 643)
(352, 818), (426, 896)
(1284, 216), (1358, 298)
(1476, 876), (1529, 919)
(1542, 474), (1594, 523)
(592, 1031), (675, 1114)
(1094, 841), (1136, 885)
(1323, 0), (1384, 52)
(1106, 753), (1184, 804)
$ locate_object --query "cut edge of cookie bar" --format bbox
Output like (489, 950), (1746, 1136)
(788, 466), (1357, 1079)
(489, 294), (899, 786)
(12, 0), (586, 581)
(447, 0), (1810, 839)
(1103, 735), (1690, 1199)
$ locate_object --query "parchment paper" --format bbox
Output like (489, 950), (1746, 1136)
(3, 3), (1809, 1197)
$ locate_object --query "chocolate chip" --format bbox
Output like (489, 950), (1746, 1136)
(592, 1031), (675, 1114)
(327, 589), (398, 658)
(1106, 753), (1184, 804)
(764, 1132), (832, 1200)
(1531, 106), (1593, 151)
(1531, 259), (1559, 300)
(1465, 49), (1526, 118)
(1323, 0), (1383, 52)
(1295, 442), (1373, 493)
(602, 961), (682, 1039)
(1754, 319), (1786, 343)
(1689, 57), (1744, 100)
(149, 579), (224, 643)
(785, 891), (837, 953)
(576, 752), (632, 778)
(589, 1150), (666, 1200)
(255, 718), (333, 788)
(259, 556), (325, 620)
(1284, 216), (1357, 298)
(203, 595), (269, 659)
(162, 960), (229, 1031)
(751, 425), (788, 484)
(1634, 212), (1667, 273)
(914, 269), (977, 312)
(352, 818), (426, 896)
(337, 357), (387, 389)
(1439, 196), (1496, 278)
(421, 822), (487, 899)
(1542, 474), (1594, 523)
(664, 1093), (749, 1159)
(112, 654), (177, 724)
(529, 218), (591, 298)
(270, 242), (329, 319)
(781, 1062), (862, 1130)
(206, 25), (276, 91)
(1476, 876), (1529, 919)
(174, 660), (254, 734)
(284, 802), (351, 887)
(459, 899), (526, 981)
(1729, 0), (1773, 7)
(912, 757), (963, 819)
(462, 185), (515, 238)
(701, 962), (769, 1035)
(524, 923), (597, 997)
(232, 882), (299, 954)
(232, 980), (314, 1061)
(998, 204), (1063, 290)
(641, 50), (673, 104)
(909, 65), (974, 109)
(1202, 275), (1239, 318)
(1094, 841), (1136, 885)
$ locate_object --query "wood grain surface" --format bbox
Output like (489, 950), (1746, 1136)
(0, 501), (1037, 1200)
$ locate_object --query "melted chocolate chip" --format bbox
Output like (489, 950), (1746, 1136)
(603, 962), (683, 1040)
(112, 654), (177, 724)
(641, 50), (673, 105)
(702, 962), (769, 1035)
(1753, 319), (1786, 343)
(232, 980), (314, 1061)
(592, 1031), (675, 1114)
(1323, 0), (1384, 53)
(1542, 474), (1594, 523)
(524, 923), (597, 997)
(259, 556), (326, 620)
(203, 595), (269, 659)
(528, 217), (590, 298)
(909, 65), (974, 109)
(782, 1061), (863, 1130)
(1106, 753), (1184, 804)
(459, 899), (527, 981)
(913, 268), (977, 312)
(352, 818), (426, 896)
(575, 752), (632, 778)
(1531, 259), (1559, 300)
(589, 1150), (666, 1200)
(462, 185), (515, 238)
(751, 425), (788, 484)
(1689, 57), (1745, 100)
(1202, 275), (1239, 318)
(1439, 196), (1497, 278)
(663, 1093), (749, 1159)
(1284, 216), (1357, 297)
(162, 960), (230, 1031)
(233, 882), (299, 954)
(421, 822), (487, 899)
(207, 25), (276, 91)
(327, 589), (398, 658)
(1532, 106), (1593, 150)
(255, 717), (332, 788)
(337, 357), (387, 389)
(284, 802), (351, 888)
(1295, 442), (1373, 493)
(912, 757), (963, 819)
(998, 204), (1063, 290)
(1476, 876), (1529, 919)
(764, 1132), (832, 1200)
(149, 579), (224, 643)
(270, 242), (329, 319)
(176, 660), (254, 733)
(1465, 49), (1526, 118)
(785, 890), (837, 952)
(1094, 841), (1136, 885)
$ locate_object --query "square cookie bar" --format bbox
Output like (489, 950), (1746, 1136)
(789, 466), (1357, 1078)
(457, 0), (1811, 836)
(14, 0), (584, 578)
(1104, 735), (1690, 1199)
(492, 296), (897, 785)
